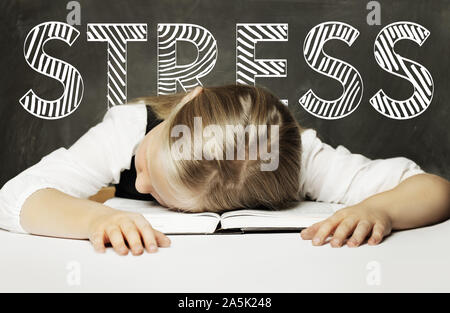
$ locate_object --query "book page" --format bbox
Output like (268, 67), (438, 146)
(221, 201), (344, 218)
(104, 197), (221, 234)
(220, 201), (345, 230)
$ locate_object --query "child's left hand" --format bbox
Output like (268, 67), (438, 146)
(300, 204), (393, 247)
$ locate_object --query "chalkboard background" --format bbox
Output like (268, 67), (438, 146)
(0, 0), (449, 188)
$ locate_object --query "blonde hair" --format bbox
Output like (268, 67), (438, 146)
(132, 84), (303, 213)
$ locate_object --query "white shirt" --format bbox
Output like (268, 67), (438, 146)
(0, 104), (425, 234)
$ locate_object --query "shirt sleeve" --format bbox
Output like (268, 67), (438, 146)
(0, 104), (147, 234)
(299, 128), (426, 207)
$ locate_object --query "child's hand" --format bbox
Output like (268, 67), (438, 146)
(300, 204), (392, 247)
(87, 209), (171, 255)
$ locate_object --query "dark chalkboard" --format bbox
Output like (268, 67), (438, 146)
(0, 0), (449, 188)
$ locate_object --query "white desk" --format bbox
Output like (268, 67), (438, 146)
(1, 219), (449, 292)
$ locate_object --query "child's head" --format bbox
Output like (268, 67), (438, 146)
(134, 84), (303, 213)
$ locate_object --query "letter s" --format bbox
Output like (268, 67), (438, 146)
(370, 22), (433, 119)
(299, 22), (363, 120)
(20, 22), (84, 119)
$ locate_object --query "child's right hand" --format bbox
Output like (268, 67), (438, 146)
(87, 208), (171, 255)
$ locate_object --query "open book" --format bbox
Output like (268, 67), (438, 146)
(103, 197), (345, 234)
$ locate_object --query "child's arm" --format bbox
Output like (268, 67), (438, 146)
(21, 188), (170, 255)
(0, 104), (169, 255)
(301, 173), (450, 247)
(298, 129), (449, 247)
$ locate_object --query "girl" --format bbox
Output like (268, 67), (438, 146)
(0, 84), (448, 256)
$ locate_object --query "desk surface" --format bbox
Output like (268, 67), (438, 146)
(1, 219), (449, 292)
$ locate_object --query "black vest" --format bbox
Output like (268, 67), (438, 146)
(114, 105), (163, 200)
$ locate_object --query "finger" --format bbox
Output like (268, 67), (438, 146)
(106, 226), (128, 255)
(368, 223), (387, 245)
(300, 221), (324, 240)
(312, 218), (341, 246)
(133, 218), (158, 253)
(120, 221), (144, 255)
(90, 230), (106, 253)
(330, 217), (359, 247)
(153, 229), (171, 248)
(347, 220), (373, 247)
